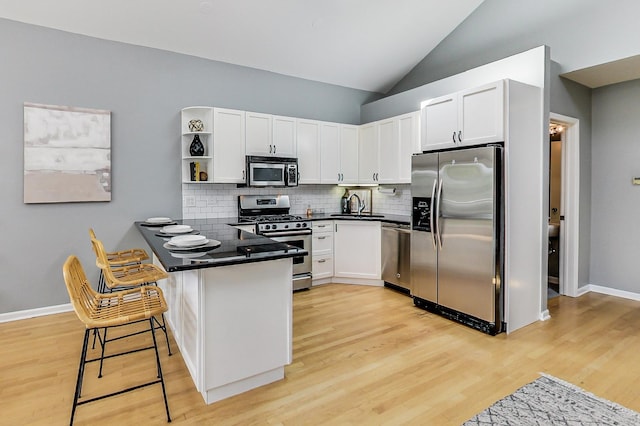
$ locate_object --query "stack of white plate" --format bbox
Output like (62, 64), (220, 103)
(144, 217), (173, 225)
(160, 224), (192, 234)
(168, 235), (208, 248)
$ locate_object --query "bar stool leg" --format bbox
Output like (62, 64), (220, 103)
(155, 314), (172, 356)
(98, 327), (108, 378)
(149, 318), (172, 422)
(70, 329), (90, 426)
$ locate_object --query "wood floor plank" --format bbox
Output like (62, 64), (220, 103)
(2, 284), (640, 425)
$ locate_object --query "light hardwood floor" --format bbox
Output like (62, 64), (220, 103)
(2, 284), (640, 425)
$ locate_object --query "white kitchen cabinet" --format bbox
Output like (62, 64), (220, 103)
(321, 123), (359, 184)
(358, 122), (379, 184)
(340, 125), (359, 184)
(246, 112), (296, 157)
(272, 115), (296, 157)
(296, 119), (321, 184)
(377, 118), (397, 184)
(212, 108), (246, 183)
(245, 111), (272, 156)
(312, 220), (334, 283)
(334, 221), (381, 280)
(397, 111), (421, 182)
(421, 80), (504, 151)
(181, 107), (214, 183)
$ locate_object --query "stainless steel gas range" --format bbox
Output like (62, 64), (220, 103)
(238, 195), (312, 291)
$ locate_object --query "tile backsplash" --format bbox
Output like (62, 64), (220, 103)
(182, 184), (411, 219)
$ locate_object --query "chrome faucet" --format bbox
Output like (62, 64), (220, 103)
(347, 193), (365, 216)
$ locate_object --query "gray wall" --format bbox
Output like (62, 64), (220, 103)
(590, 80), (640, 292)
(390, 0), (640, 95)
(0, 18), (378, 314)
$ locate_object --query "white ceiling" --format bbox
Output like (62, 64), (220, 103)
(0, 0), (484, 93)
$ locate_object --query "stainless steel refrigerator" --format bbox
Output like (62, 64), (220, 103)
(410, 145), (504, 334)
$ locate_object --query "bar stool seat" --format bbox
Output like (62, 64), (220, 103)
(89, 228), (149, 266)
(62, 255), (171, 425)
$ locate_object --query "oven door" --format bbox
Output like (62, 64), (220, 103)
(260, 230), (312, 278)
(248, 162), (285, 187)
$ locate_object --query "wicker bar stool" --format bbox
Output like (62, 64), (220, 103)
(90, 237), (172, 356)
(62, 255), (171, 425)
(89, 229), (149, 293)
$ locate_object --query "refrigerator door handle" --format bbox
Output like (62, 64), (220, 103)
(430, 179), (438, 250)
(435, 178), (443, 249)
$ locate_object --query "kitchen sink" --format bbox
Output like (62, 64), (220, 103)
(330, 213), (385, 219)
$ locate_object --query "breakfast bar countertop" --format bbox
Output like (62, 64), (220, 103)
(135, 218), (307, 272)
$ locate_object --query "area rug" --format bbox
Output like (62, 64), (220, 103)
(463, 373), (640, 425)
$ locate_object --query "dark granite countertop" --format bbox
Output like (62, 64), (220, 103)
(305, 213), (410, 225)
(135, 218), (307, 272)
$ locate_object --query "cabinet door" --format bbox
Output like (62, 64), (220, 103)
(296, 119), (321, 184)
(459, 81), (504, 145)
(397, 111), (420, 183)
(377, 118), (399, 184)
(320, 122), (340, 184)
(272, 115), (296, 157)
(334, 221), (381, 279)
(421, 93), (458, 151)
(245, 112), (272, 156)
(358, 122), (379, 184)
(339, 125), (359, 184)
(213, 108), (246, 183)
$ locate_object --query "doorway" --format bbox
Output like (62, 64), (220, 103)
(548, 123), (562, 298)
(548, 113), (580, 299)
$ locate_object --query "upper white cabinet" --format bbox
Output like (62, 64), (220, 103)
(212, 108), (246, 183)
(339, 125), (359, 185)
(358, 122), (379, 184)
(272, 115), (297, 157)
(181, 107), (214, 183)
(421, 80), (504, 151)
(245, 112), (273, 156)
(245, 112), (296, 157)
(296, 119), (321, 184)
(397, 111), (421, 182)
(320, 123), (359, 184)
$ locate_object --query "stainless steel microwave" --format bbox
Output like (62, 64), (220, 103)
(246, 156), (298, 187)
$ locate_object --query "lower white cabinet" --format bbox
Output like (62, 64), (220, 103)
(333, 221), (381, 280)
(312, 221), (334, 282)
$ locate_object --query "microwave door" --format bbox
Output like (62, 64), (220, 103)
(250, 163), (285, 186)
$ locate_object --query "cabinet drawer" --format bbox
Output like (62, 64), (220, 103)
(312, 256), (333, 279)
(312, 233), (333, 255)
(313, 221), (333, 232)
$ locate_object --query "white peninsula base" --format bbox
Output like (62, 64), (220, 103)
(155, 256), (293, 404)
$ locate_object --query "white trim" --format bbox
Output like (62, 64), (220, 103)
(0, 303), (72, 323)
(576, 285), (590, 297)
(584, 284), (640, 302)
(539, 309), (551, 321)
(550, 113), (580, 298)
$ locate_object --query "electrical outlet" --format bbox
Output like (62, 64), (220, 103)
(185, 196), (196, 207)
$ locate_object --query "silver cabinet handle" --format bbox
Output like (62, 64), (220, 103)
(317, 236), (326, 240)
(452, 131), (456, 143)
(458, 130), (462, 142)
(318, 259), (327, 263)
(242, 169), (246, 180)
(269, 144), (272, 153)
(274, 144), (277, 154)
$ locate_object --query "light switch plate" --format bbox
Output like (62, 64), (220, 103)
(185, 195), (196, 207)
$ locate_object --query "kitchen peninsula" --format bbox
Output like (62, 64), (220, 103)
(135, 219), (307, 404)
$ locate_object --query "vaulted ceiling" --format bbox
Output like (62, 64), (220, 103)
(0, 0), (484, 93)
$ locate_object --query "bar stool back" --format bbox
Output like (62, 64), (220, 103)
(62, 255), (171, 425)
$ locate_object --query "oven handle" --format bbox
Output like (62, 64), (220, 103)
(260, 229), (312, 237)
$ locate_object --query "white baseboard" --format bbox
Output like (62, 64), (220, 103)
(0, 303), (73, 324)
(584, 284), (640, 302)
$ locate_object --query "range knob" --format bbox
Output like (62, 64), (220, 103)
(296, 223), (301, 228)
(284, 224), (289, 229)
(302, 223), (308, 227)
(264, 224), (271, 230)
(272, 224), (278, 230)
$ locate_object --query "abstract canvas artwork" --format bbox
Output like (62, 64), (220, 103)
(23, 103), (111, 203)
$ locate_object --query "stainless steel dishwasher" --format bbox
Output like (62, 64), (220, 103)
(381, 223), (411, 295)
